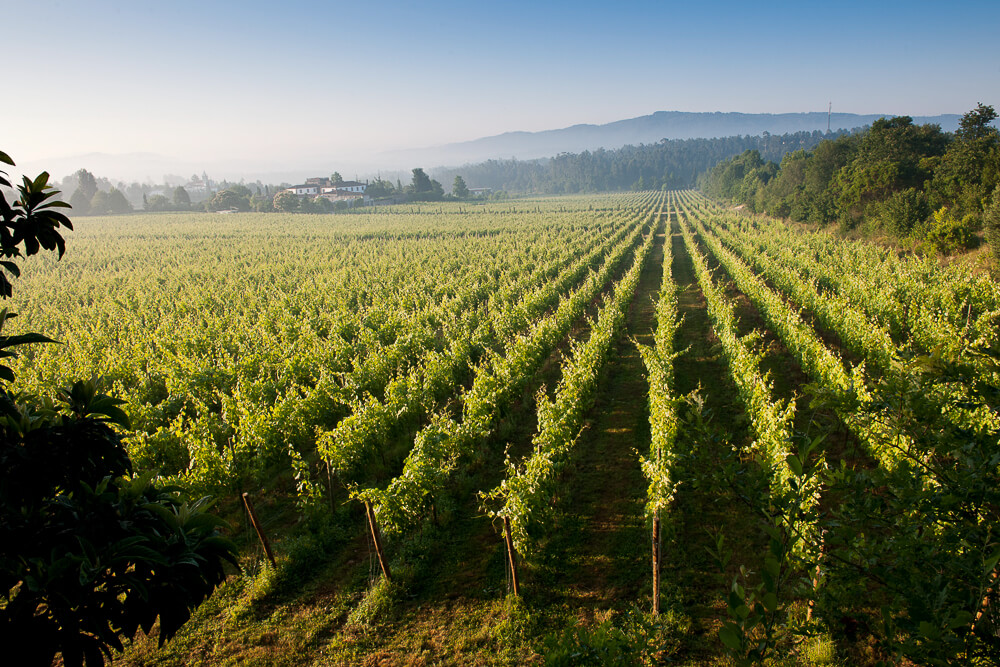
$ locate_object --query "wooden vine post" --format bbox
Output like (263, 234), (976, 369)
(241, 492), (276, 567)
(807, 529), (828, 622)
(971, 565), (1000, 634)
(503, 516), (521, 597)
(324, 459), (337, 516)
(365, 500), (393, 582)
(652, 513), (661, 616)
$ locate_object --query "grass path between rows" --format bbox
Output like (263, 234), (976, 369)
(658, 219), (766, 664)
(534, 222), (665, 610)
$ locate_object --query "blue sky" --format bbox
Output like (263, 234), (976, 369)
(5, 0), (998, 180)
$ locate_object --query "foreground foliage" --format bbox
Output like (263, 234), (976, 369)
(0, 151), (238, 666)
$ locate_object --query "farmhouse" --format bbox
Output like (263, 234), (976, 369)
(284, 178), (368, 198)
(285, 184), (321, 196)
(325, 181), (366, 194)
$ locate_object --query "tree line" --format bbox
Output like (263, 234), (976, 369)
(699, 104), (1000, 262)
(59, 130), (848, 216)
(429, 130), (846, 195)
(59, 168), (491, 215)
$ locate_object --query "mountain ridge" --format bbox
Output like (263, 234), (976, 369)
(18, 110), (966, 184)
(386, 110), (964, 167)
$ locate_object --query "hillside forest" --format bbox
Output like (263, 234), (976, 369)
(700, 104), (1000, 261)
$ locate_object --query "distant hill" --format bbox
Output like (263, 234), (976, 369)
(18, 111), (967, 185)
(386, 110), (964, 167)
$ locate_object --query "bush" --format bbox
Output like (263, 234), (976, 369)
(985, 185), (1000, 276)
(917, 206), (979, 254)
(873, 187), (929, 236)
(541, 608), (686, 666)
(0, 380), (239, 667)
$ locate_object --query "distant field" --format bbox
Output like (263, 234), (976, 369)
(15, 193), (1000, 665)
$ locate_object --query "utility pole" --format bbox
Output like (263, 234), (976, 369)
(828, 101), (832, 133)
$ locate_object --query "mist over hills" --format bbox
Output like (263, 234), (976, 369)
(13, 152), (333, 190)
(20, 110), (964, 185)
(387, 110), (964, 167)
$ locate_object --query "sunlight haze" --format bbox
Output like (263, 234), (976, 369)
(6, 0), (997, 181)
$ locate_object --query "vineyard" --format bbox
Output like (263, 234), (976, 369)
(11, 191), (1000, 665)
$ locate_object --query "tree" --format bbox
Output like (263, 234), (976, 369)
(0, 151), (238, 666)
(985, 184), (1000, 276)
(957, 103), (999, 142)
(452, 175), (470, 199)
(126, 182), (145, 208)
(330, 172), (344, 185)
(408, 168), (443, 201)
(409, 167), (434, 194)
(226, 184), (253, 199)
(299, 196), (320, 214)
(74, 169), (98, 202)
(89, 190), (109, 215)
(67, 169), (99, 216)
(69, 188), (92, 215)
(144, 194), (172, 211)
(833, 117), (947, 228)
(173, 186), (191, 209)
(208, 188), (250, 212)
(250, 193), (274, 212)
(700, 149), (775, 206)
(365, 178), (396, 198)
(929, 104), (1000, 216)
(312, 196), (335, 213)
(106, 188), (133, 214)
(272, 190), (299, 212)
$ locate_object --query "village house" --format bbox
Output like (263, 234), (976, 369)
(185, 174), (213, 195)
(285, 184), (321, 196)
(325, 181), (366, 194)
(284, 178), (368, 198)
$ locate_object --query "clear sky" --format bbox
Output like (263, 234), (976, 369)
(5, 0), (998, 180)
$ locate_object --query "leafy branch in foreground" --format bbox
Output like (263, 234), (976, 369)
(0, 150), (73, 298)
(0, 151), (238, 667)
(1, 380), (239, 667)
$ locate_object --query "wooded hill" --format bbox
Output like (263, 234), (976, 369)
(699, 104), (1000, 263)
(430, 130), (850, 195)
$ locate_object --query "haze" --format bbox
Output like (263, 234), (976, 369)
(5, 0), (998, 182)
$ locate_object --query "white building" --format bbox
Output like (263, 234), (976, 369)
(322, 181), (367, 194)
(285, 184), (321, 196)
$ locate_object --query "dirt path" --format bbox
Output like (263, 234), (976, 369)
(659, 218), (765, 661)
(536, 222), (665, 610)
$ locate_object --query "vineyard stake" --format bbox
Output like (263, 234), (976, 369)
(652, 514), (661, 616)
(241, 492), (276, 567)
(325, 458), (336, 516)
(807, 529), (827, 621)
(365, 500), (393, 582)
(503, 516), (520, 597)
(971, 565), (1000, 634)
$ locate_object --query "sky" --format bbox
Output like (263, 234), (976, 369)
(4, 0), (999, 182)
